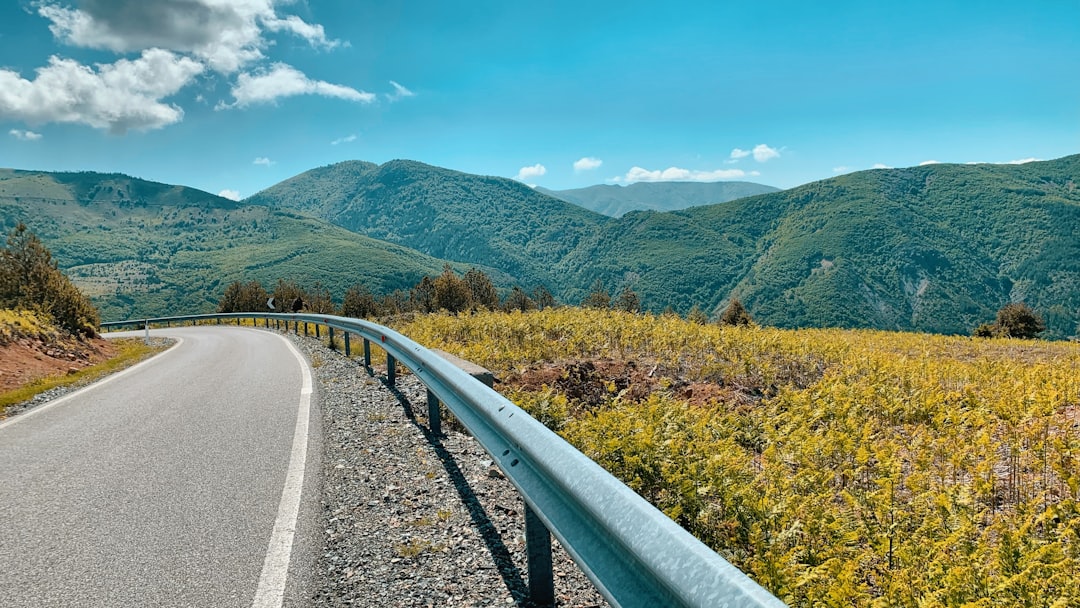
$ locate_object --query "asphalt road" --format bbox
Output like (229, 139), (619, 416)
(0, 326), (320, 608)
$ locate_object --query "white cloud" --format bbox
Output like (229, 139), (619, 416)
(752, 144), (780, 162)
(9, 129), (43, 141)
(573, 157), (603, 172)
(729, 148), (751, 160)
(331, 134), (358, 145)
(919, 160), (941, 166)
(1005, 157), (1040, 165)
(617, 166), (754, 183)
(832, 166), (850, 173)
(218, 188), (241, 201)
(386, 80), (415, 102)
(872, 163), (891, 169)
(38, 0), (341, 74)
(514, 164), (547, 181)
(222, 63), (374, 108)
(253, 157), (274, 166)
(0, 49), (204, 133)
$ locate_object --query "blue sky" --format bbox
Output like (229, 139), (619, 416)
(1, 0), (1077, 199)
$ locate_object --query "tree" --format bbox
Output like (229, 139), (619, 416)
(532, 285), (557, 310)
(976, 302), (1045, 339)
(464, 268), (499, 310)
(581, 279), (610, 309)
(503, 286), (536, 312)
(341, 283), (378, 319)
(217, 280), (269, 313)
(686, 304), (708, 325)
(272, 279), (304, 312)
(614, 286), (640, 313)
(410, 276), (436, 313)
(433, 264), (472, 313)
(306, 282), (336, 314)
(719, 297), (753, 326)
(0, 223), (99, 336)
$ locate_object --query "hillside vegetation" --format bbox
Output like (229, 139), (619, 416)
(255, 156), (1080, 338)
(246, 160), (608, 290)
(538, 180), (780, 217)
(392, 308), (1080, 606)
(0, 169), (504, 320)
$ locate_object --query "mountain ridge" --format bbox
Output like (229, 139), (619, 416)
(3, 155), (1078, 338)
(537, 180), (781, 217)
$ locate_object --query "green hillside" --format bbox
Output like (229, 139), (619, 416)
(256, 156), (1080, 339)
(538, 181), (780, 217)
(246, 160), (609, 288)
(4, 154), (1077, 338)
(563, 157), (1080, 337)
(0, 169), (495, 320)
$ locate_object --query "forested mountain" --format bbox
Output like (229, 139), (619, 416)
(568, 158), (1079, 336)
(537, 181), (780, 217)
(257, 156), (1080, 338)
(0, 170), (498, 320)
(246, 160), (608, 289)
(4, 155), (1077, 338)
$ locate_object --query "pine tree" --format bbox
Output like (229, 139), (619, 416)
(719, 297), (753, 326)
(582, 279), (610, 309)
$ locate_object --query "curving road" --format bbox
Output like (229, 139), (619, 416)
(0, 326), (320, 608)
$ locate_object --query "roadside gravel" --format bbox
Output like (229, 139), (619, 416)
(290, 333), (609, 608)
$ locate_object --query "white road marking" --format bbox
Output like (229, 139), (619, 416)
(0, 337), (184, 432)
(251, 333), (313, 608)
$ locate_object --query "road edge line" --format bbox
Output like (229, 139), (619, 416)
(251, 332), (313, 608)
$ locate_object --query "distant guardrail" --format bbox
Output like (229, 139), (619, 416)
(102, 313), (786, 608)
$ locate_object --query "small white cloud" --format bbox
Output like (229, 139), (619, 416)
(386, 80), (415, 102)
(729, 148), (751, 160)
(253, 157), (274, 166)
(1005, 157), (1040, 165)
(573, 157), (602, 172)
(832, 166), (850, 173)
(331, 134), (357, 145)
(919, 160), (941, 166)
(617, 166), (751, 183)
(222, 63), (374, 108)
(9, 129), (43, 141)
(872, 163), (891, 169)
(752, 144), (780, 162)
(514, 163), (547, 181)
(218, 189), (241, 201)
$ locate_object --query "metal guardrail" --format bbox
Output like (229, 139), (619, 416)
(102, 313), (786, 608)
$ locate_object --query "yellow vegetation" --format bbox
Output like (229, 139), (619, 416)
(393, 308), (1080, 606)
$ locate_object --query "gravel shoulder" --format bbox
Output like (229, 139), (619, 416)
(290, 333), (609, 608)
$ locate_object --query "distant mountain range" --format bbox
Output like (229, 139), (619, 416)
(2, 155), (1078, 338)
(537, 181), (780, 217)
(0, 169), (504, 321)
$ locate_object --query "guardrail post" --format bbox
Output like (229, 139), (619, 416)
(144, 319), (150, 345)
(363, 339), (371, 369)
(387, 354), (396, 385)
(216, 318), (221, 325)
(525, 505), (555, 606)
(328, 326), (335, 350)
(427, 389), (442, 437)
(315, 323), (321, 338)
(344, 332), (351, 357)
(303, 323), (308, 336)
